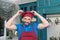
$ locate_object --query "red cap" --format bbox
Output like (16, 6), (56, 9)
(21, 11), (34, 18)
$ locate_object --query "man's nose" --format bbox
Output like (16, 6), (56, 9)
(25, 21), (29, 23)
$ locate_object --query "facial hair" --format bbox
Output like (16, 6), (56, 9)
(23, 22), (30, 26)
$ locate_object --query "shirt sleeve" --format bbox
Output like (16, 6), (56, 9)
(32, 22), (39, 36)
(33, 22), (39, 29)
(15, 24), (19, 31)
(15, 24), (22, 40)
(15, 24), (22, 31)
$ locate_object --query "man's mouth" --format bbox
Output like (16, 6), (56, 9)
(24, 21), (29, 23)
(24, 22), (30, 25)
(25, 22), (29, 24)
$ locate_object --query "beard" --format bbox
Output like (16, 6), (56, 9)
(23, 22), (31, 25)
(24, 22), (29, 25)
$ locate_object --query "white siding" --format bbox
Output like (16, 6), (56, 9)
(2, 0), (36, 4)
(15, 0), (36, 4)
(46, 14), (60, 40)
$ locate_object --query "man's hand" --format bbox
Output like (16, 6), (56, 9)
(31, 10), (49, 29)
(31, 10), (39, 16)
(16, 10), (24, 16)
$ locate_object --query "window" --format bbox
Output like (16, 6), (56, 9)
(20, 8), (23, 10)
(0, 17), (4, 36)
(20, 7), (27, 11)
(30, 5), (37, 11)
(24, 7), (27, 11)
(19, 2), (38, 22)
(30, 6), (33, 11)
(34, 6), (37, 11)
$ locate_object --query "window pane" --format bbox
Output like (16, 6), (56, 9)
(20, 8), (23, 10)
(0, 17), (4, 36)
(34, 6), (37, 11)
(30, 6), (33, 11)
(24, 7), (27, 11)
(30, 6), (37, 11)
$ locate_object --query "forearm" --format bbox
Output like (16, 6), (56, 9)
(6, 10), (23, 27)
(36, 13), (49, 24)
(6, 13), (19, 26)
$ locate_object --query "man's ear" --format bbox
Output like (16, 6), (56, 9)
(22, 18), (24, 21)
(32, 17), (36, 22)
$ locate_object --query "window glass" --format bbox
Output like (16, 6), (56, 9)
(24, 7), (27, 11)
(0, 17), (4, 36)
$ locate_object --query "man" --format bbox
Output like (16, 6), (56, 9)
(5, 10), (49, 40)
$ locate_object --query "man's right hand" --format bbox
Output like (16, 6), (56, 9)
(16, 10), (24, 16)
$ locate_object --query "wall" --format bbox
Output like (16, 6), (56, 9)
(15, 0), (36, 4)
(37, 0), (60, 40)
(46, 14), (60, 40)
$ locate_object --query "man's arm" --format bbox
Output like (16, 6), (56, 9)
(31, 11), (49, 29)
(5, 10), (23, 30)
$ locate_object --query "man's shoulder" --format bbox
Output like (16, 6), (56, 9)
(15, 23), (23, 30)
(15, 23), (23, 27)
(16, 23), (22, 25)
(32, 22), (38, 24)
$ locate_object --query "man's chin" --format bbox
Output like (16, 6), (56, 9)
(24, 23), (29, 25)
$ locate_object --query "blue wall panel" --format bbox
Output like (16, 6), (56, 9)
(50, 0), (60, 6)
(45, 6), (60, 14)
(37, 0), (60, 40)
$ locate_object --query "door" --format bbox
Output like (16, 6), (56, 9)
(19, 2), (38, 22)
(19, 2), (41, 40)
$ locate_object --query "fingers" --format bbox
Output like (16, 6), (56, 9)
(31, 10), (36, 15)
(18, 10), (24, 15)
(31, 10), (39, 16)
(31, 10), (34, 13)
(19, 10), (24, 13)
(16, 10), (24, 16)
(31, 10), (37, 13)
(17, 10), (37, 16)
